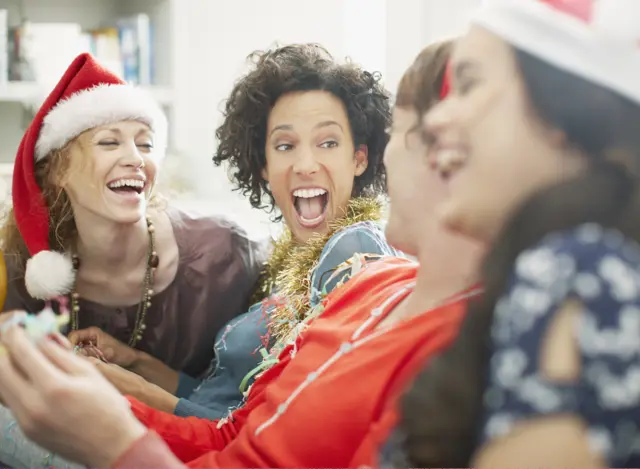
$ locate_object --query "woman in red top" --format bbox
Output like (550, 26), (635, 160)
(0, 41), (484, 468)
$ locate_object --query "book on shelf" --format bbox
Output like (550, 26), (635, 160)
(7, 13), (154, 87)
(0, 9), (6, 86)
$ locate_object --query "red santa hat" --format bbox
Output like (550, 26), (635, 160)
(13, 52), (168, 300)
(474, 0), (640, 104)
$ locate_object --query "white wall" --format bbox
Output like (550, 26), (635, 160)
(0, 0), (481, 237)
(168, 0), (481, 235)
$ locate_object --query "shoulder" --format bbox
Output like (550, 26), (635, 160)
(324, 221), (394, 251)
(165, 207), (268, 276)
(322, 256), (417, 309)
(311, 221), (400, 296)
(482, 224), (640, 463)
(508, 223), (640, 300)
(319, 221), (399, 263)
(497, 223), (640, 336)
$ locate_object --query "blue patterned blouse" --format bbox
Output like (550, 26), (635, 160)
(380, 223), (640, 467)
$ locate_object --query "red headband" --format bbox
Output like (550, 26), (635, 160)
(440, 61), (452, 99)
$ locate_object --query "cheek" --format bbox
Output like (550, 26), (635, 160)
(262, 163), (290, 205)
(144, 156), (160, 179)
(331, 153), (358, 185)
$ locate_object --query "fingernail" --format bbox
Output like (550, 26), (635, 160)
(0, 345), (7, 357)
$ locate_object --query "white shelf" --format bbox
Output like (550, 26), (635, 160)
(0, 81), (175, 106)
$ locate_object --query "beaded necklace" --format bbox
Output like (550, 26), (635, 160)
(69, 217), (159, 348)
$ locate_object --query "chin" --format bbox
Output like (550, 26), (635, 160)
(385, 223), (416, 257)
(437, 204), (477, 243)
(108, 208), (146, 226)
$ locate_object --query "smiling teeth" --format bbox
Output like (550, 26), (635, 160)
(293, 188), (327, 198)
(107, 179), (145, 189)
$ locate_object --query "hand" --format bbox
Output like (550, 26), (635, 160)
(0, 310), (26, 328)
(68, 326), (139, 368)
(0, 325), (146, 468)
(91, 359), (148, 397)
(92, 359), (180, 414)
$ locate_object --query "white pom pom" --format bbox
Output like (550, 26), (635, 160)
(25, 251), (75, 299)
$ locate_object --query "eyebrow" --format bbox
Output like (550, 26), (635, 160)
(96, 127), (151, 138)
(269, 120), (343, 137)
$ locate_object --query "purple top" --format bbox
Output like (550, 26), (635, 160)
(2, 208), (265, 378)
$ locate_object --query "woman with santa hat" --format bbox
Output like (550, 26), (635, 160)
(386, 0), (640, 467)
(0, 52), (263, 467)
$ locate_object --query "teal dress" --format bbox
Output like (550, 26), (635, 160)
(0, 221), (401, 468)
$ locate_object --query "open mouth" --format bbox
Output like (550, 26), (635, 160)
(292, 188), (329, 228)
(107, 178), (146, 198)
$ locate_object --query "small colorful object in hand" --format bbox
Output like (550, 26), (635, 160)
(0, 300), (70, 342)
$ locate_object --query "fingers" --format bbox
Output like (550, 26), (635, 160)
(0, 311), (26, 330)
(0, 326), (65, 387)
(68, 326), (100, 346)
(50, 332), (73, 350)
(0, 342), (34, 416)
(38, 337), (95, 376)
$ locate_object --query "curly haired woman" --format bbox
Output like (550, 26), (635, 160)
(160, 42), (400, 419)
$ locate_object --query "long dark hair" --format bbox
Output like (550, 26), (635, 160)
(392, 47), (640, 467)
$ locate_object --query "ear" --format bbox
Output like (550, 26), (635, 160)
(261, 166), (269, 182)
(354, 145), (368, 177)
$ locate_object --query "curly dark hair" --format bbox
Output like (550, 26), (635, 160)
(213, 43), (391, 220)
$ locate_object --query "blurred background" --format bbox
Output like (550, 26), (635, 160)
(0, 0), (480, 237)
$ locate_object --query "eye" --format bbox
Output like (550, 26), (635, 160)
(455, 77), (477, 95)
(98, 140), (118, 146)
(275, 143), (294, 151)
(319, 140), (338, 149)
(137, 143), (154, 150)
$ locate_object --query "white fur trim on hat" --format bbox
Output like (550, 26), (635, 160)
(35, 83), (168, 162)
(25, 251), (75, 299)
(474, 0), (640, 104)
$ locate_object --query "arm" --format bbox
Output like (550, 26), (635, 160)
(128, 349), (181, 394)
(127, 339), (295, 463)
(70, 327), (187, 396)
(111, 432), (186, 469)
(472, 228), (640, 467)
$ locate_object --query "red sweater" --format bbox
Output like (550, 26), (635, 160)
(114, 258), (470, 468)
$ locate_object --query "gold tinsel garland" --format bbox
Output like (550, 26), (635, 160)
(251, 196), (383, 345)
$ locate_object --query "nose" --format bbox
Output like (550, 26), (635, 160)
(292, 146), (320, 176)
(423, 101), (452, 168)
(423, 99), (452, 135)
(121, 141), (145, 168)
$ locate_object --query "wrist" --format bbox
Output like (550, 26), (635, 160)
(141, 383), (179, 414)
(93, 417), (147, 469)
(126, 348), (146, 372)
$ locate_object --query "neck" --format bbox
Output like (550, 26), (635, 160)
(404, 227), (485, 314)
(74, 210), (149, 274)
